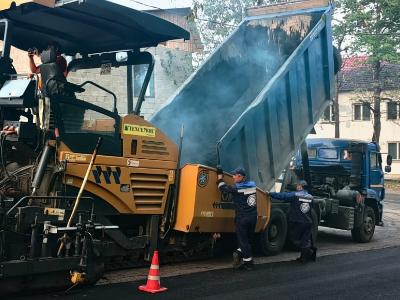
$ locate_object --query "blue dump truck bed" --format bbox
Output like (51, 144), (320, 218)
(152, 0), (335, 190)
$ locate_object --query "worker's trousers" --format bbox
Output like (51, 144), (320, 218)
(235, 214), (257, 259)
(289, 222), (312, 249)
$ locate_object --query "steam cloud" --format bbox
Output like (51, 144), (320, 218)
(151, 13), (319, 176)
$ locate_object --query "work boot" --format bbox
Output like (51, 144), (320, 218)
(232, 250), (242, 269)
(296, 248), (313, 263)
(311, 247), (317, 262)
(296, 252), (304, 263)
(244, 259), (254, 270)
(240, 259), (254, 271)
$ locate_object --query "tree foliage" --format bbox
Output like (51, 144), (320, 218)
(333, 0), (400, 144)
(191, 0), (289, 58)
(336, 0), (400, 63)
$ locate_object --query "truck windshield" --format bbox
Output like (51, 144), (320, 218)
(318, 148), (338, 159)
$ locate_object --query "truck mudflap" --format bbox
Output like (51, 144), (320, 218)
(353, 203), (365, 228)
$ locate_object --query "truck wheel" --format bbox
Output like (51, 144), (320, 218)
(351, 206), (375, 243)
(260, 208), (287, 255)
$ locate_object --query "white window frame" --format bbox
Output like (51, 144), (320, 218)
(353, 103), (370, 121)
(387, 142), (400, 160)
(321, 104), (335, 123)
(387, 102), (400, 120)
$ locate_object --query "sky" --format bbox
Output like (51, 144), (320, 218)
(110, 0), (193, 10)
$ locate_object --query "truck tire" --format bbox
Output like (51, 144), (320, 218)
(260, 208), (287, 255)
(351, 206), (375, 243)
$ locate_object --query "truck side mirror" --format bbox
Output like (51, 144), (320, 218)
(387, 154), (393, 166)
(385, 165), (391, 173)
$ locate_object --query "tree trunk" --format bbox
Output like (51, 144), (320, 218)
(334, 74), (340, 138)
(372, 61), (382, 144)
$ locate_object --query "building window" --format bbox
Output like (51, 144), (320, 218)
(322, 105), (335, 123)
(133, 64), (155, 98)
(387, 102), (399, 120)
(388, 142), (399, 160)
(353, 103), (370, 121)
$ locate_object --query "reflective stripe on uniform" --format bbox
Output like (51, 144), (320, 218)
(238, 188), (256, 195)
(299, 198), (312, 203)
(218, 182), (225, 188)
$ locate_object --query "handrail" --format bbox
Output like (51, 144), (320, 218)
(78, 80), (118, 114)
(6, 195), (94, 216)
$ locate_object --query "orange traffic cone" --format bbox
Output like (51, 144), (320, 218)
(138, 250), (168, 294)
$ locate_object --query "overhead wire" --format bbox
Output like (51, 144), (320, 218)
(126, 0), (239, 28)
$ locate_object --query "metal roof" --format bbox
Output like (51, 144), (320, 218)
(306, 138), (372, 146)
(0, 0), (190, 55)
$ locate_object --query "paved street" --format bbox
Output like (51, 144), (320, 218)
(14, 192), (400, 300)
(22, 246), (400, 300)
(94, 192), (400, 285)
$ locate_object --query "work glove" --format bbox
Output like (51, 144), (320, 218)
(216, 165), (223, 175)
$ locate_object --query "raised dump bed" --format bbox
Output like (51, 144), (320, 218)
(152, 0), (335, 190)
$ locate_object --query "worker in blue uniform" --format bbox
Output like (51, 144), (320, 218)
(269, 180), (317, 263)
(217, 166), (257, 270)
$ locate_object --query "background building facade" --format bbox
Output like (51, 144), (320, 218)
(314, 56), (400, 177)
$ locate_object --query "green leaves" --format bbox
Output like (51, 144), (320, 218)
(334, 0), (400, 63)
(333, 0), (400, 144)
(192, 0), (289, 60)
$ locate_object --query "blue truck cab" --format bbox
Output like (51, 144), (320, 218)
(288, 138), (390, 243)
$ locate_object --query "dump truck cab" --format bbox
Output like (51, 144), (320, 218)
(288, 138), (389, 242)
(303, 138), (385, 201)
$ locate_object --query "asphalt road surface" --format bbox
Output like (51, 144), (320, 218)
(20, 246), (400, 300)
(10, 193), (400, 300)
(95, 192), (400, 285)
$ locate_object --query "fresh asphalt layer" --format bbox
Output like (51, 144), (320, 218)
(19, 246), (400, 300)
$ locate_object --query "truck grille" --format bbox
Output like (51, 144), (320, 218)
(142, 140), (169, 155)
(130, 172), (168, 210)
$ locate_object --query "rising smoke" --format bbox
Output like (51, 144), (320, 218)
(151, 13), (320, 178)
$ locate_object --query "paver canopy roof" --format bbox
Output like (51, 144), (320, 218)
(0, 0), (190, 55)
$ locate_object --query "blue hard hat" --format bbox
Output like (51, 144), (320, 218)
(232, 167), (246, 176)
